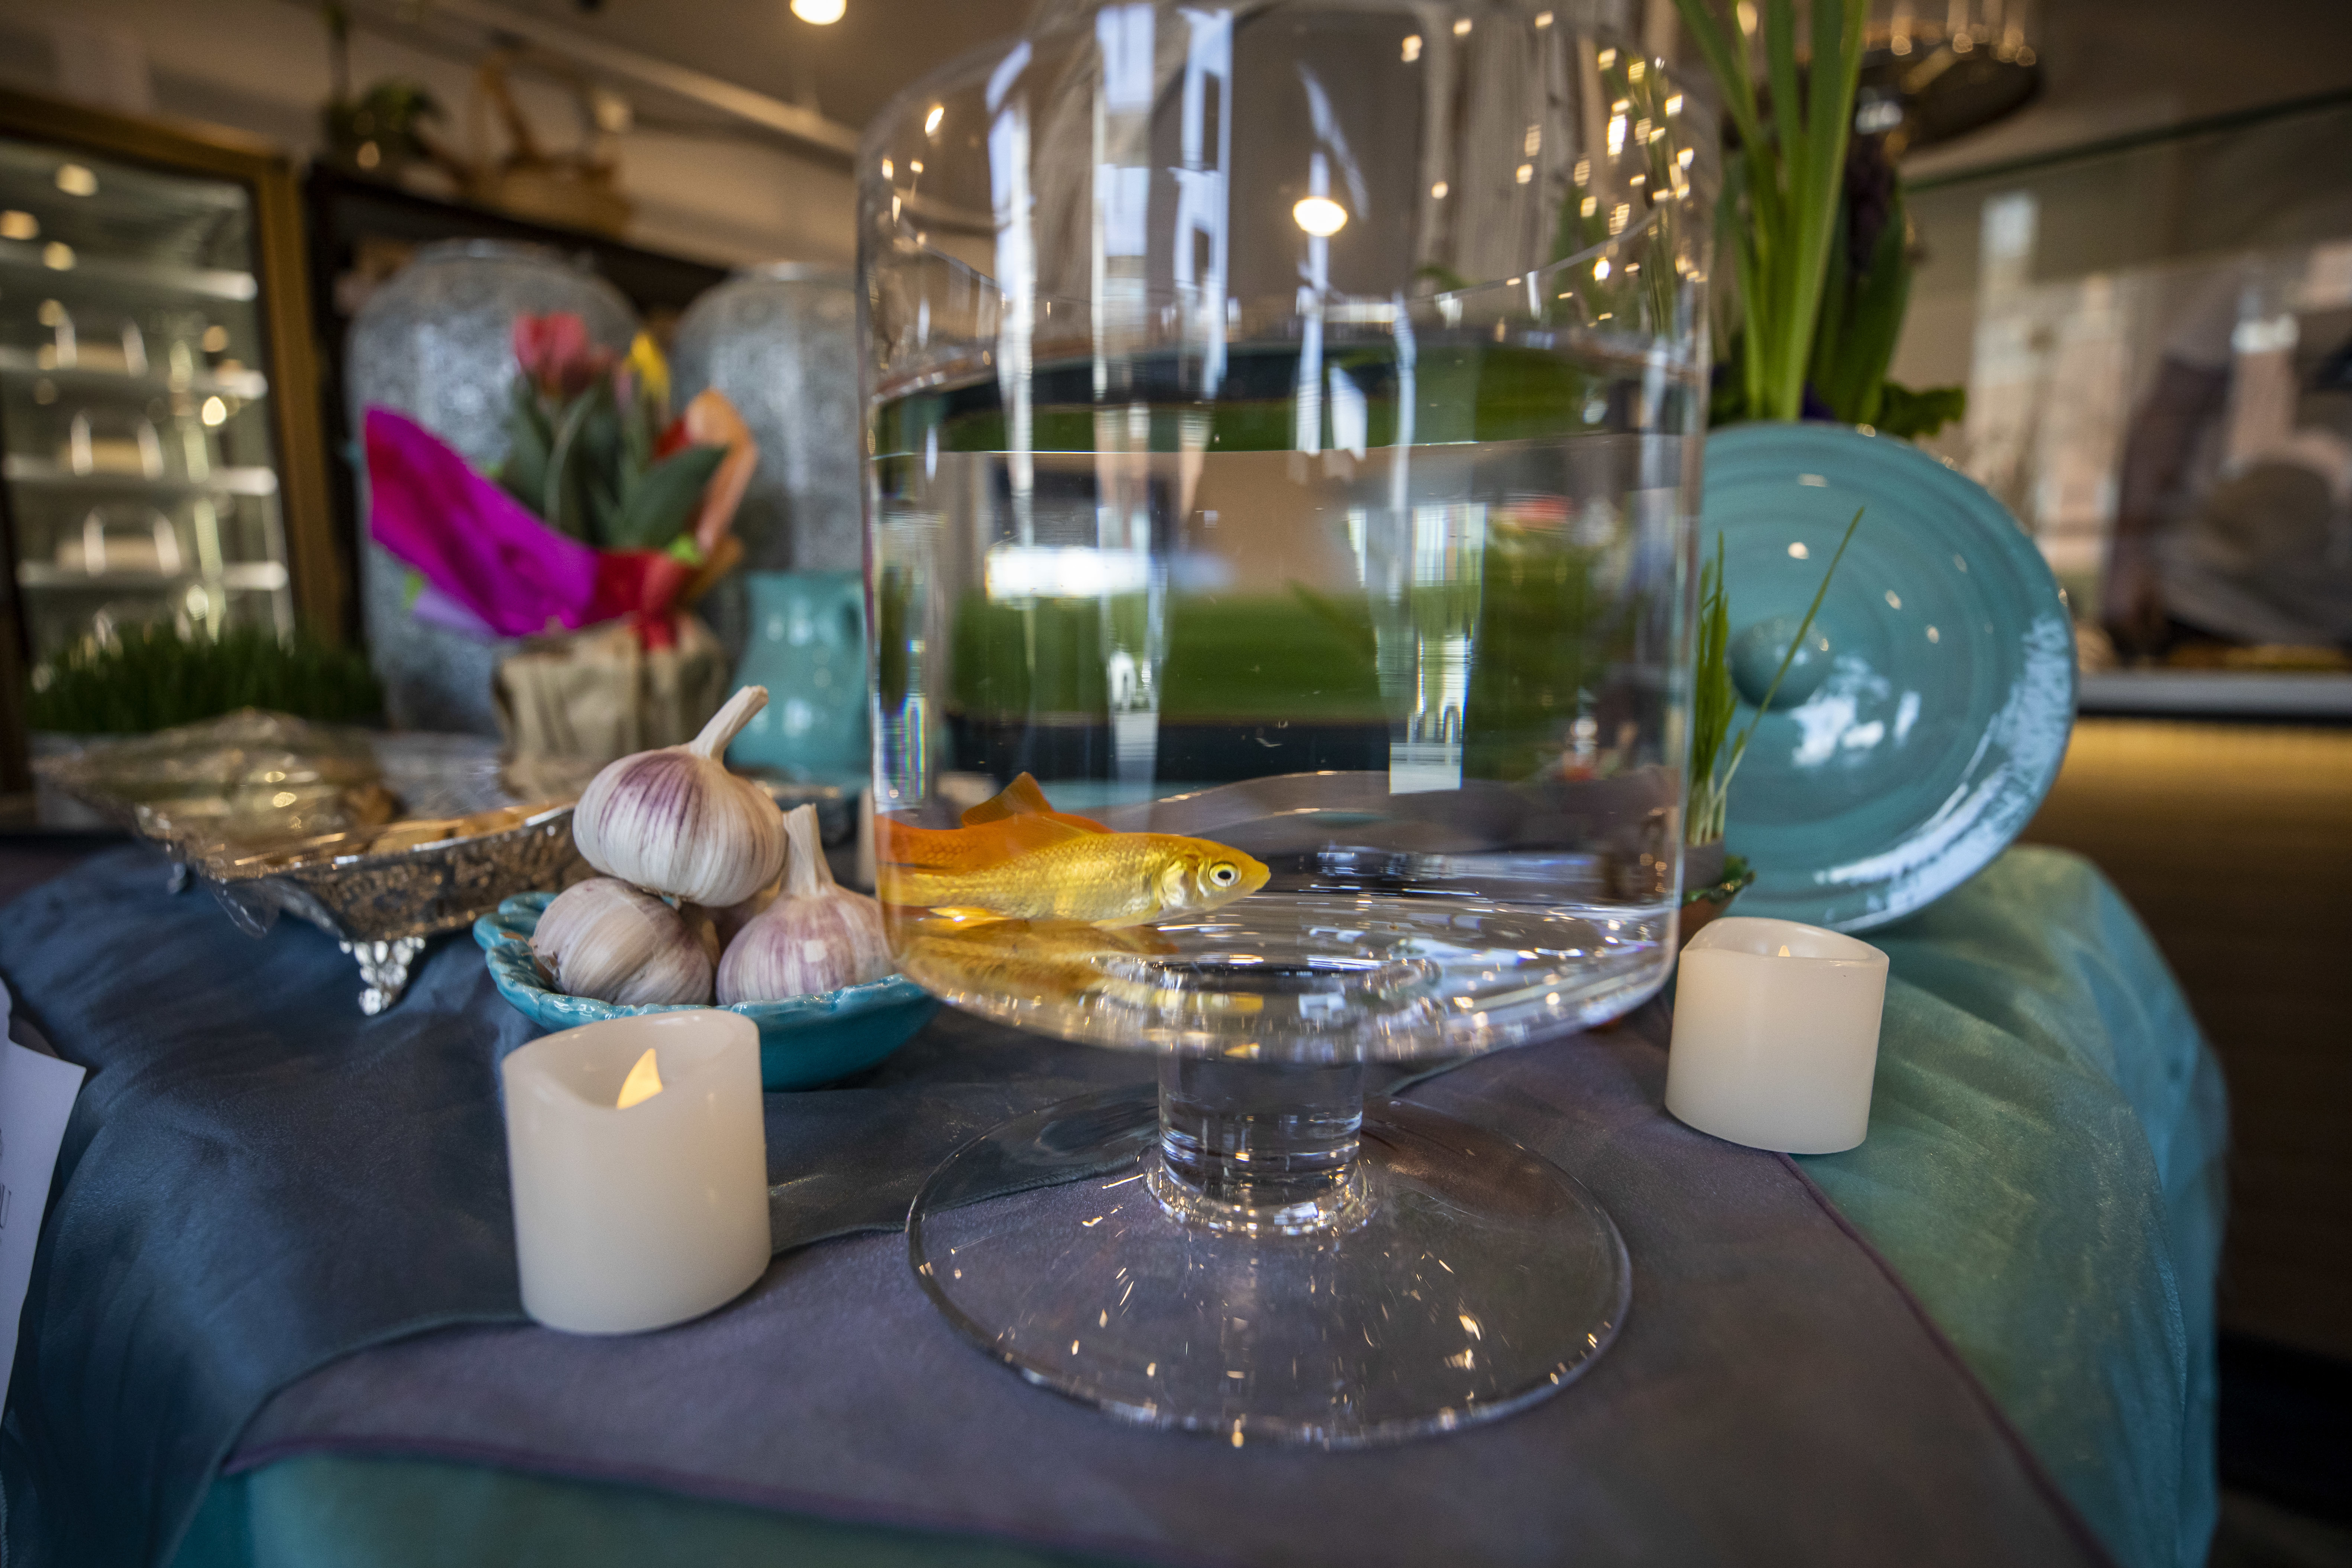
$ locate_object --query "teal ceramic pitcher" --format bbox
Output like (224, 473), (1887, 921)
(726, 570), (869, 783)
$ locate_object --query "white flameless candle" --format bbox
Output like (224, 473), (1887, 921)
(1665, 917), (1890, 1154)
(501, 1011), (770, 1333)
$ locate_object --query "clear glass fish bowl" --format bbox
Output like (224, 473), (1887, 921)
(863, 0), (1715, 1446)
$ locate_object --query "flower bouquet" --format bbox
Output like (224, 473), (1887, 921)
(364, 313), (757, 765)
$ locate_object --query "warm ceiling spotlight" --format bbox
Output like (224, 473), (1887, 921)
(923, 104), (944, 136)
(1292, 196), (1348, 237)
(790, 0), (845, 23)
(55, 163), (97, 197)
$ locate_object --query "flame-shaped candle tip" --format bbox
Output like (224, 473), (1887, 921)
(615, 1047), (664, 1109)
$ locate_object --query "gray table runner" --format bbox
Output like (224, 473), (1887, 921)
(229, 1009), (2112, 1568)
(0, 848), (2119, 1568)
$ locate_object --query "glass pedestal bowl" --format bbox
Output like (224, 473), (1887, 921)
(863, 0), (1715, 1445)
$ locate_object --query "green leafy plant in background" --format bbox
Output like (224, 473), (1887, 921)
(1685, 505), (1863, 845)
(1675, 0), (1964, 438)
(29, 625), (383, 735)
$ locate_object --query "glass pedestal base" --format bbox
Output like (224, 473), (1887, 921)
(909, 1079), (1629, 1448)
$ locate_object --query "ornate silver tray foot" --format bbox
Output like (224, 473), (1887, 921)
(343, 937), (429, 1015)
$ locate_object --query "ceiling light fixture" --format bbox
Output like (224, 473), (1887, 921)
(1292, 196), (1348, 237)
(790, 0), (845, 23)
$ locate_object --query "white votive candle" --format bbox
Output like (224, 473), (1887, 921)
(501, 1010), (770, 1333)
(1664, 916), (1890, 1155)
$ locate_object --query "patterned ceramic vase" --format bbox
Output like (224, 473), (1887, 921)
(669, 265), (863, 672)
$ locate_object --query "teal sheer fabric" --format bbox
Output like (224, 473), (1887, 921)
(1802, 847), (2227, 1568)
(169, 846), (2222, 1568)
(177, 1454), (1118, 1568)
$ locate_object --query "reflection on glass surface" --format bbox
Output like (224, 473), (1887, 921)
(1896, 98), (2352, 687)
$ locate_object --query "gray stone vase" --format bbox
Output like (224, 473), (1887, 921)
(346, 239), (638, 735)
(669, 264), (864, 662)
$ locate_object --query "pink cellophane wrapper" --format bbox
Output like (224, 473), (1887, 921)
(364, 407), (601, 639)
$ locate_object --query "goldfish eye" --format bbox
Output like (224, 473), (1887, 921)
(1210, 863), (1238, 887)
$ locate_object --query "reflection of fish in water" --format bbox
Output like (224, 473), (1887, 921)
(900, 919), (1262, 1017)
(877, 774), (1269, 927)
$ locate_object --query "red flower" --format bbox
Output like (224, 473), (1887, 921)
(512, 312), (616, 399)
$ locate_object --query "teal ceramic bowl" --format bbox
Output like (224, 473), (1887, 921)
(475, 892), (939, 1090)
(1701, 423), (2077, 931)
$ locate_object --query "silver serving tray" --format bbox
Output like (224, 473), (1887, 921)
(206, 801), (581, 1013)
(37, 717), (593, 1012)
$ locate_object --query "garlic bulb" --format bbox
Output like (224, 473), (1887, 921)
(711, 873), (781, 949)
(717, 805), (893, 1003)
(533, 877), (714, 1005)
(572, 686), (787, 907)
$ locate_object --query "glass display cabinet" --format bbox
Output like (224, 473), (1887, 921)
(0, 90), (336, 785)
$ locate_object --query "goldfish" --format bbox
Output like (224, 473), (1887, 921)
(876, 775), (1268, 927)
(880, 831), (1269, 927)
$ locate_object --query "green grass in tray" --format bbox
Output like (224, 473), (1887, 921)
(29, 625), (384, 735)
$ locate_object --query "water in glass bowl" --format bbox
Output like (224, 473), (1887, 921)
(872, 335), (1699, 1064)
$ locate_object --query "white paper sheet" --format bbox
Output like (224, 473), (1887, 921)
(0, 989), (85, 1412)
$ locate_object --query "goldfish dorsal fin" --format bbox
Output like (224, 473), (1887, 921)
(879, 811), (1091, 872)
(961, 773), (1111, 834)
(961, 772), (1056, 824)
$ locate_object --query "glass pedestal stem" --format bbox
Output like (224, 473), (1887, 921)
(1151, 1057), (1369, 1236)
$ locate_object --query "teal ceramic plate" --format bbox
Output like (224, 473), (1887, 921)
(1700, 423), (2076, 931)
(476, 892), (938, 1090)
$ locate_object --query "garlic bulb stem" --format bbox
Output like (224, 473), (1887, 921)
(782, 803), (834, 898)
(689, 685), (770, 762)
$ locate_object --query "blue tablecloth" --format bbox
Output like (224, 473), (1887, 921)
(0, 846), (2223, 1568)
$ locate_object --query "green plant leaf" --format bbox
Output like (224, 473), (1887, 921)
(1717, 504), (1864, 808)
(500, 388), (550, 514)
(540, 380), (615, 539)
(621, 381), (656, 476)
(1874, 380), (1967, 439)
(1686, 533), (1737, 843)
(1837, 186), (1913, 425)
(611, 444), (727, 550)
(582, 471), (622, 549)
(1808, 191), (1854, 410)
(1672, 0), (1767, 178)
